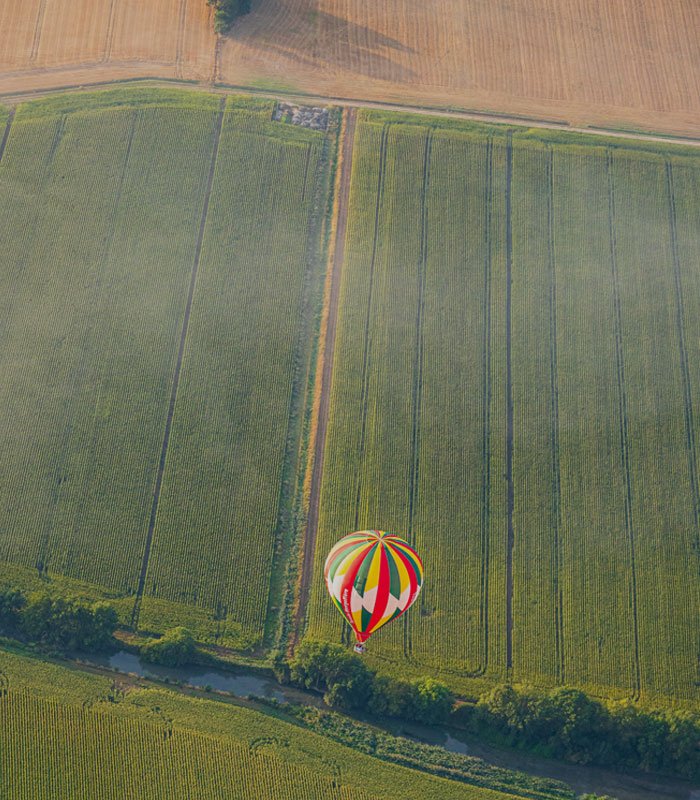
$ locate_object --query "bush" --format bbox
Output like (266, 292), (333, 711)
(409, 677), (455, 724)
(370, 674), (414, 717)
(9, 591), (117, 651)
(207, 0), (250, 34)
(289, 642), (454, 719)
(140, 627), (197, 667)
(472, 683), (700, 779)
(289, 641), (373, 710)
(0, 587), (27, 633)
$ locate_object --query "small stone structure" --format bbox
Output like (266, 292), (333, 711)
(272, 102), (330, 131)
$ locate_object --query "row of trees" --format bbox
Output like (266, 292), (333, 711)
(207, 0), (250, 33)
(283, 642), (700, 781)
(0, 587), (117, 651)
(468, 684), (700, 780)
(283, 641), (455, 724)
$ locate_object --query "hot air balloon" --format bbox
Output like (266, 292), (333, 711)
(324, 530), (424, 653)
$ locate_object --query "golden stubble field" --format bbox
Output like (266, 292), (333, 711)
(1, 0), (699, 135)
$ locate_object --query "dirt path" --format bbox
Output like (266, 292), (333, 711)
(290, 107), (357, 651)
(1, 75), (700, 149)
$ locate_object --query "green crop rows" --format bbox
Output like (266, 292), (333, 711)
(0, 89), (332, 648)
(0, 647), (525, 800)
(1, 86), (699, 707)
(307, 111), (700, 706)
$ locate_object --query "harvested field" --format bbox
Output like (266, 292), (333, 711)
(0, 0), (215, 80)
(1, 0), (699, 136)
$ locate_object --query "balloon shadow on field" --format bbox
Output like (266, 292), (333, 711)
(225, 2), (418, 85)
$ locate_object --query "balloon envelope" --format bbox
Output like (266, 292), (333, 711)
(324, 530), (424, 644)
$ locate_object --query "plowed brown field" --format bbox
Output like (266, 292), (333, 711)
(1, 1), (698, 140)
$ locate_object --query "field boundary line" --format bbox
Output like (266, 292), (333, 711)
(175, 0), (188, 79)
(0, 110), (15, 165)
(547, 146), (565, 682)
(130, 98), (226, 627)
(3, 76), (700, 148)
(28, 0), (48, 64)
(405, 130), (432, 659)
(102, 0), (118, 64)
(606, 151), (642, 699)
(300, 143), (312, 203)
(475, 137), (494, 677)
(352, 124), (389, 531)
(666, 162), (700, 560)
(504, 133), (514, 672)
(291, 108), (357, 651)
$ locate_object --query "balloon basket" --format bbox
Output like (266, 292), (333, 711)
(353, 643), (366, 655)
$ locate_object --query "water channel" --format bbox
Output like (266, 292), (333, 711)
(84, 650), (698, 800)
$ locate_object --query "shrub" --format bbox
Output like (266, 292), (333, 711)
(140, 627), (197, 667)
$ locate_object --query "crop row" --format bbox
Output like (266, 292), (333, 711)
(309, 114), (700, 704)
(1, 644), (524, 800)
(140, 109), (328, 645)
(0, 96), (333, 649)
(0, 691), (376, 800)
(0, 106), (220, 593)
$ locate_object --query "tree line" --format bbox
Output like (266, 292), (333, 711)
(0, 587), (117, 651)
(207, 0), (250, 33)
(283, 641), (700, 781)
(1, 592), (697, 782)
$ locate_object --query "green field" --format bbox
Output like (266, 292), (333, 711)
(0, 89), (333, 648)
(1, 87), (699, 711)
(307, 111), (700, 706)
(0, 645), (556, 800)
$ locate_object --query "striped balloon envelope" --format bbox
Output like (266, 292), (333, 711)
(323, 530), (424, 646)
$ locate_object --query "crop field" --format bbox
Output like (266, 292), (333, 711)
(1, 0), (700, 137)
(0, 647), (535, 800)
(0, 0), (216, 80)
(0, 88), (332, 647)
(307, 111), (700, 705)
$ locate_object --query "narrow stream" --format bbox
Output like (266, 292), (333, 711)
(85, 650), (698, 800)
(87, 650), (310, 705)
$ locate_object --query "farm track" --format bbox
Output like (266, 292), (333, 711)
(130, 98), (226, 628)
(292, 108), (357, 650)
(504, 134), (514, 672)
(547, 147), (565, 683)
(477, 138), (494, 677)
(265, 136), (330, 648)
(2, 76), (700, 150)
(606, 152), (642, 699)
(404, 131), (432, 659)
(666, 162), (700, 553)
(352, 125), (388, 531)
